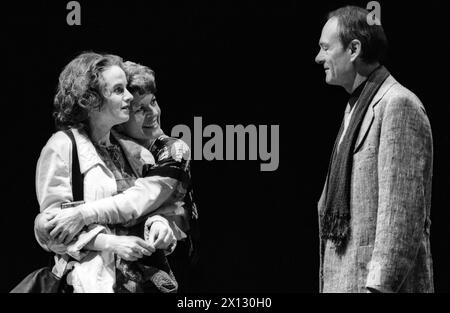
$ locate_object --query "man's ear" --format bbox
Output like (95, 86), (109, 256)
(348, 39), (362, 62)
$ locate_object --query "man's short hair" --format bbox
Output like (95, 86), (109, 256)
(328, 5), (388, 64)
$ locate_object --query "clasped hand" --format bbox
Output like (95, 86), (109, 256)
(110, 221), (176, 261)
(35, 209), (177, 258)
(35, 207), (85, 246)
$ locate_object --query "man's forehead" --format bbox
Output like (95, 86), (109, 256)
(319, 17), (339, 44)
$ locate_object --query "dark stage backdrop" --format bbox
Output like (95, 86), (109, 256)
(3, 0), (449, 292)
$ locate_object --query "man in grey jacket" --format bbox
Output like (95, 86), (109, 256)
(315, 5), (433, 293)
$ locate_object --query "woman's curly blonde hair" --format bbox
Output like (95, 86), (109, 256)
(53, 52), (125, 135)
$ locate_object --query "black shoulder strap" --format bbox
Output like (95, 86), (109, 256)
(63, 129), (84, 202)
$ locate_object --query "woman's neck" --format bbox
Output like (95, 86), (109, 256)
(89, 119), (113, 146)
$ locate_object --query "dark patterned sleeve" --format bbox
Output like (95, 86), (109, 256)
(144, 136), (191, 187)
(145, 136), (199, 221)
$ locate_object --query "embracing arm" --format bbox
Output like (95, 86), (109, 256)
(77, 175), (178, 226)
(74, 136), (192, 227)
(36, 210), (174, 260)
(45, 175), (179, 243)
(366, 93), (433, 292)
(84, 233), (155, 261)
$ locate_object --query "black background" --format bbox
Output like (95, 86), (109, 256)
(3, 0), (449, 293)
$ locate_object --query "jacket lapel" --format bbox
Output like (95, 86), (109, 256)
(353, 105), (375, 153)
(353, 75), (397, 153)
(71, 128), (112, 176)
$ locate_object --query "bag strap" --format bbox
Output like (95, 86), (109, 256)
(63, 129), (84, 201)
(51, 129), (84, 279)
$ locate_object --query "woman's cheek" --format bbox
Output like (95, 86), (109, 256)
(137, 114), (145, 127)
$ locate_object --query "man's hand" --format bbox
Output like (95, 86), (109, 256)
(107, 235), (155, 261)
(48, 207), (86, 245)
(35, 211), (58, 244)
(147, 221), (176, 250)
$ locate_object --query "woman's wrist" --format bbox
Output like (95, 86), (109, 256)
(86, 233), (116, 252)
(102, 234), (117, 252)
(78, 203), (98, 225)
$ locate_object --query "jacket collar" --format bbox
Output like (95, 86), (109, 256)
(70, 128), (110, 175)
(353, 75), (398, 152)
(70, 128), (156, 177)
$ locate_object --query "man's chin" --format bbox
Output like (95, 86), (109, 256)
(324, 76), (331, 83)
(325, 78), (339, 86)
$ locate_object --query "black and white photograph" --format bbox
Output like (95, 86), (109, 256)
(3, 0), (449, 297)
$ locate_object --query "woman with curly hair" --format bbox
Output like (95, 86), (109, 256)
(34, 52), (180, 292)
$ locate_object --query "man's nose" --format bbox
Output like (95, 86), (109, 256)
(315, 50), (324, 64)
(124, 88), (134, 102)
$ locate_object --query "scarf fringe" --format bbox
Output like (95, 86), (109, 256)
(320, 211), (350, 251)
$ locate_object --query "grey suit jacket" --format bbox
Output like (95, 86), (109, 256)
(318, 75), (434, 293)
